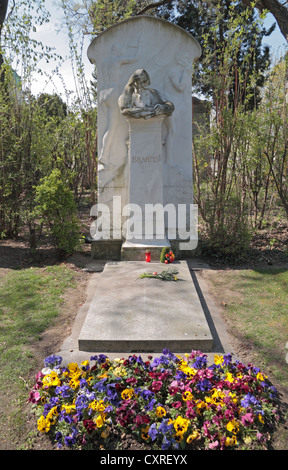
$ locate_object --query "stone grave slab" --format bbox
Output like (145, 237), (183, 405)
(78, 260), (213, 353)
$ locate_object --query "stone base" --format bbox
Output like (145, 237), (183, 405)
(91, 240), (122, 260)
(121, 239), (170, 261)
(90, 238), (198, 262)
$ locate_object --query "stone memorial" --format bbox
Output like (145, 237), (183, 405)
(87, 16), (201, 260)
(76, 19), (214, 355)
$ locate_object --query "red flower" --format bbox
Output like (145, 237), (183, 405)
(172, 401), (182, 409)
(127, 377), (137, 385)
(133, 414), (150, 427)
(83, 419), (96, 434)
(150, 380), (163, 392)
(115, 383), (125, 393)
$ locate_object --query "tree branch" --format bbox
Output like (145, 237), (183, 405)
(136, 0), (173, 16)
(0, 0), (9, 33)
(243, 0), (288, 42)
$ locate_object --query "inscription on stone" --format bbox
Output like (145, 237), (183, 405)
(132, 156), (161, 164)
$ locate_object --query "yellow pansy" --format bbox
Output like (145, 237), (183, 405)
(113, 365), (127, 377)
(205, 396), (213, 405)
(89, 399), (107, 413)
(186, 430), (200, 443)
(96, 400), (106, 413)
(61, 403), (76, 414)
(173, 416), (190, 435)
(42, 371), (61, 388)
(46, 406), (59, 425)
(81, 360), (90, 369)
(228, 391), (238, 405)
(141, 425), (150, 440)
(94, 414), (104, 428)
(180, 365), (197, 379)
(214, 355), (224, 365)
(258, 414), (265, 424)
(225, 435), (237, 447)
(155, 406), (166, 418)
(196, 400), (207, 413)
(225, 372), (235, 383)
(208, 389), (226, 406)
(69, 372), (82, 389)
(114, 358), (125, 364)
(256, 372), (267, 382)
(226, 419), (240, 434)
(182, 390), (193, 401)
(121, 388), (134, 400)
(67, 362), (80, 375)
(89, 400), (98, 411)
(37, 415), (51, 433)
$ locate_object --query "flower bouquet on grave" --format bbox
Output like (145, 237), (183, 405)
(139, 267), (179, 281)
(160, 247), (175, 264)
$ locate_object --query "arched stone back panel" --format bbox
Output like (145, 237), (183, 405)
(87, 16), (201, 238)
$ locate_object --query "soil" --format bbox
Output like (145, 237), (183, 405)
(0, 220), (288, 451)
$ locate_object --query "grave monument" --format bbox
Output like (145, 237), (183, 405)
(76, 19), (214, 354)
(87, 16), (201, 260)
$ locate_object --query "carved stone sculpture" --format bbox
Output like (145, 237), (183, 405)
(118, 69), (174, 119)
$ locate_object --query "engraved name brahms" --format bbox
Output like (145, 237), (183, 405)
(132, 155), (161, 164)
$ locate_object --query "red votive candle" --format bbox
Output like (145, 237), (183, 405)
(145, 250), (151, 262)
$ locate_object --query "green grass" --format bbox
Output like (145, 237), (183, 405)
(0, 264), (76, 448)
(207, 268), (288, 387)
(0, 265), (75, 379)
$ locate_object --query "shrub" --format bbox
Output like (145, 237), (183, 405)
(34, 169), (80, 257)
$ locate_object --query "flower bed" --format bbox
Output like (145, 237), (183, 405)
(28, 350), (280, 450)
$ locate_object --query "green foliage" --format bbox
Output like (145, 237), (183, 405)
(0, 45), (97, 245)
(87, 0), (138, 33)
(1, 0), (61, 86)
(34, 169), (81, 257)
(160, 246), (170, 263)
(61, 0), (147, 36)
(36, 93), (68, 122)
(161, 0), (273, 109)
(199, 204), (253, 262)
(186, 3), (287, 257)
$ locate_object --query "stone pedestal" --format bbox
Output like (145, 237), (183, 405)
(91, 239), (122, 260)
(87, 16), (202, 260)
(121, 114), (170, 260)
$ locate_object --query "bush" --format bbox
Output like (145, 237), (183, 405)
(34, 169), (80, 257)
(200, 220), (252, 262)
(199, 195), (253, 262)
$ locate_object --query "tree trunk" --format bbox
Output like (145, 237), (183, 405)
(262, 0), (288, 42)
(243, 0), (288, 42)
(0, 0), (9, 82)
(0, 0), (8, 30)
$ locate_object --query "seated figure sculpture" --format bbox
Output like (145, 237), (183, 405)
(118, 69), (174, 119)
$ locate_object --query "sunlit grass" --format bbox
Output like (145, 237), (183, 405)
(0, 265), (75, 388)
(206, 268), (288, 387)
